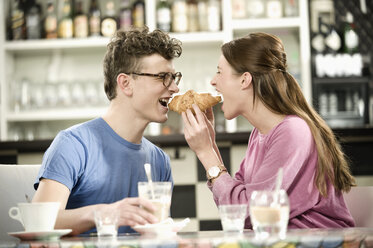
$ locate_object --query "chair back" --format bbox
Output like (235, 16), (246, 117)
(0, 164), (41, 241)
(344, 186), (373, 227)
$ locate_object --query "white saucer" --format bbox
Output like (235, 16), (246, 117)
(133, 218), (190, 236)
(8, 229), (72, 241)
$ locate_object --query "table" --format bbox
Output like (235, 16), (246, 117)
(1, 228), (373, 248)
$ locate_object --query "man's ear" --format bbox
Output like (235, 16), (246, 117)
(117, 73), (132, 96)
(241, 72), (252, 90)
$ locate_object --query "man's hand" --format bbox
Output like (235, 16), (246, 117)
(111, 197), (159, 227)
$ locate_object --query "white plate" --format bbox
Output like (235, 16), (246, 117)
(133, 218), (190, 236)
(8, 229), (72, 241)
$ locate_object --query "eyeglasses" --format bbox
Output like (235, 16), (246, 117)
(126, 72), (182, 88)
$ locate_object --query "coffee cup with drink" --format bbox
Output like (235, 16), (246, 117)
(138, 181), (172, 223)
(9, 202), (60, 232)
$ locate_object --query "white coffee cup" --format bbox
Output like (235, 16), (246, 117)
(9, 202), (60, 232)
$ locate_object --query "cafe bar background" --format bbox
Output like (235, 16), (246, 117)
(0, 0), (372, 232)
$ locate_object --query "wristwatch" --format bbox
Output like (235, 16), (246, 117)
(206, 164), (227, 182)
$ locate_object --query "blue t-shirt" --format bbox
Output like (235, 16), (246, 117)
(34, 117), (173, 234)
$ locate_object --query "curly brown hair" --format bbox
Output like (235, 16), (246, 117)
(103, 26), (182, 100)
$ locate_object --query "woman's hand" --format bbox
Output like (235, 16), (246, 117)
(182, 104), (222, 171)
(182, 104), (214, 156)
(204, 107), (216, 142)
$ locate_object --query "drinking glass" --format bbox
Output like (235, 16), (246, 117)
(94, 209), (119, 238)
(219, 204), (248, 233)
(250, 190), (289, 239)
(138, 181), (172, 222)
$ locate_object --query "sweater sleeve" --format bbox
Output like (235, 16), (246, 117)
(209, 117), (319, 216)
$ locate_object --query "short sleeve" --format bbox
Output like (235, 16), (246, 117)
(34, 131), (87, 191)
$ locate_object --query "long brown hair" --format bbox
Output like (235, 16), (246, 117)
(222, 32), (355, 196)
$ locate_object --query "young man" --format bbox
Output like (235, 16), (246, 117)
(32, 27), (183, 235)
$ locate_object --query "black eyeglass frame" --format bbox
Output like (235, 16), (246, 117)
(125, 72), (182, 88)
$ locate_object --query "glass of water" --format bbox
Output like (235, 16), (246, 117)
(249, 190), (290, 240)
(218, 204), (248, 233)
(94, 209), (119, 238)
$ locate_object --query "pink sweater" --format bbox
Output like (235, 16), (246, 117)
(209, 115), (355, 228)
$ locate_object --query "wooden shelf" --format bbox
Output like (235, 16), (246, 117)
(4, 37), (110, 51)
(170, 31), (225, 43)
(232, 17), (301, 30)
(7, 108), (106, 122)
(313, 77), (370, 84)
(4, 31), (226, 53)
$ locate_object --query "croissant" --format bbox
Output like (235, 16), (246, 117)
(169, 90), (222, 114)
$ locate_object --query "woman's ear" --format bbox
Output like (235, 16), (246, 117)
(241, 72), (252, 90)
(117, 73), (133, 96)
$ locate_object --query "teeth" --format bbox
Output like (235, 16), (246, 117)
(159, 98), (169, 107)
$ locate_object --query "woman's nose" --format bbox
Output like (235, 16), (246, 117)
(210, 76), (216, 86)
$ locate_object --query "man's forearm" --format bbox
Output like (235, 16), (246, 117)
(55, 204), (105, 235)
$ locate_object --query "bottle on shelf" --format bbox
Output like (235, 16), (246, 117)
(73, 0), (88, 38)
(58, 0), (73, 38)
(343, 12), (359, 54)
(101, 0), (117, 37)
(11, 0), (25, 40)
(345, 90), (353, 112)
(266, 0), (283, 19)
(284, 0), (299, 17)
(311, 16), (330, 54)
(132, 0), (146, 28)
(318, 92), (328, 116)
(324, 25), (342, 53)
(172, 0), (188, 32)
(89, 0), (101, 36)
(44, 0), (58, 39)
(231, 0), (246, 19)
(329, 91), (338, 115)
(25, 0), (41, 39)
(6, 1), (12, 40)
(157, 0), (171, 32)
(214, 105), (225, 133)
(119, 0), (132, 31)
(352, 91), (360, 115)
(197, 0), (208, 31)
(187, 0), (199, 32)
(207, 0), (221, 32)
(246, 0), (265, 19)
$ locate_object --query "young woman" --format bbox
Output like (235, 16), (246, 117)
(182, 32), (355, 228)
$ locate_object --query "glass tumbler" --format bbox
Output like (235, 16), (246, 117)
(250, 189), (290, 239)
(218, 204), (247, 233)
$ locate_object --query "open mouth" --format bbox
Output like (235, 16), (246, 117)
(159, 98), (169, 107)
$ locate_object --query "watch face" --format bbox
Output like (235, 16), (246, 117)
(208, 166), (220, 178)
